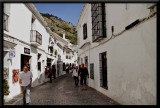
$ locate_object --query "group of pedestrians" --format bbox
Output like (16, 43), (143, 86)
(45, 65), (56, 83)
(72, 63), (89, 90)
(18, 63), (88, 105)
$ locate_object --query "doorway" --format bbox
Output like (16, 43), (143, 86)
(21, 54), (31, 71)
(47, 58), (52, 67)
(99, 52), (108, 89)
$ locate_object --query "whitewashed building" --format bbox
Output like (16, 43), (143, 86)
(77, 3), (156, 105)
(3, 3), (54, 101)
(54, 33), (78, 74)
(3, 3), (78, 102)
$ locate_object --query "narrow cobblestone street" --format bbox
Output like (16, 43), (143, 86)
(10, 74), (119, 105)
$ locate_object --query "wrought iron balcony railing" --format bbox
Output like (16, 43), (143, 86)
(30, 30), (42, 46)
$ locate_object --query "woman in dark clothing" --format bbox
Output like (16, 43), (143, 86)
(45, 66), (49, 79)
(79, 64), (89, 90)
(52, 65), (56, 79)
(49, 66), (53, 83)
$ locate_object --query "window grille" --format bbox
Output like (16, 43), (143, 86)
(90, 63), (94, 79)
(99, 52), (108, 89)
(91, 3), (106, 42)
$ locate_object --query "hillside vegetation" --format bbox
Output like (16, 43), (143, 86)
(41, 13), (77, 45)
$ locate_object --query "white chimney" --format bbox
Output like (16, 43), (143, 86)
(63, 33), (65, 39)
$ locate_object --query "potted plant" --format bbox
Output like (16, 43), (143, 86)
(4, 78), (10, 103)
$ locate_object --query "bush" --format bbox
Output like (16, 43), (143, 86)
(3, 79), (10, 95)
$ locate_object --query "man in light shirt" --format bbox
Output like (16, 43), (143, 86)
(72, 66), (79, 87)
(19, 65), (33, 105)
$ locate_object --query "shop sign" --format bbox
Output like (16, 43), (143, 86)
(24, 47), (30, 54)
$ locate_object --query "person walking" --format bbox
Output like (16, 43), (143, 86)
(79, 64), (89, 90)
(78, 65), (81, 83)
(66, 65), (69, 74)
(45, 66), (49, 79)
(52, 65), (56, 79)
(48, 66), (53, 83)
(26, 62), (30, 71)
(19, 65), (33, 105)
(78, 65), (81, 76)
(72, 66), (79, 87)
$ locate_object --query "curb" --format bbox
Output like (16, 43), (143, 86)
(12, 98), (23, 105)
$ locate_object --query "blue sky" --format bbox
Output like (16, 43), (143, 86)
(34, 3), (83, 26)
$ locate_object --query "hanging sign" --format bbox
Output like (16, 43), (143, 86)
(9, 48), (15, 59)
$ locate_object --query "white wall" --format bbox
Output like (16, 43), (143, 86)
(9, 4), (32, 44)
(104, 4), (156, 105)
(77, 3), (156, 105)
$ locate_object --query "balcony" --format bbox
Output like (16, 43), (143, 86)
(3, 13), (9, 31)
(30, 30), (42, 46)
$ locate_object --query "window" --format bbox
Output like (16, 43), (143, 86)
(36, 31), (42, 45)
(37, 54), (41, 71)
(99, 51), (108, 90)
(49, 46), (53, 54)
(55, 50), (57, 55)
(38, 62), (41, 71)
(83, 24), (87, 39)
(3, 4), (10, 31)
(90, 63), (94, 79)
(30, 30), (42, 45)
(91, 3), (106, 42)
(32, 16), (36, 24)
(63, 63), (65, 71)
(37, 53), (41, 60)
(58, 55), (61, 61)
(85, 56), (88, 69)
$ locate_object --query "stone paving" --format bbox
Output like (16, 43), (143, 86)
(7, 74), (120, 105)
